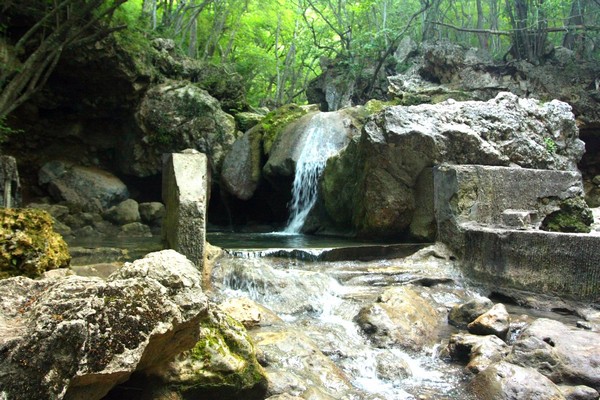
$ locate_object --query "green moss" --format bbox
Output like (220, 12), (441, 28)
(363, 99), (400, 115)
(0, 208), (70, 279)
(541, 197), (593, 233)
(260, 104), (310, 155)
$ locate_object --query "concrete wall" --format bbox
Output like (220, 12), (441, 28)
(434, 164), (599, 301)
(162, 151), (208, 268)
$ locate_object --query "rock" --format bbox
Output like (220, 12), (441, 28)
(139, 201), (165, 226)
(221, 127), (263, 200)
(470, 361), (566, 400)
(506, 318), (600, 391)
(38, 160), (129, 212)
(104, 198), (141, 225)
(354, 285), (443, 351)
(27, 202), (70, 220)
(235, 111), (264, 132)
(558, 385), (599, 400)
(162, 151), (208, 267)
(468, 303), (511, 340)
(0, 250), (208, 400)
(447, 333), (510, 374)
(118, 222), (152, 237)
(541, 197), (594, 233)
(218, 297), (283, 329)
(448, 297), (494, 328)
(147, 307), (267, 400)
(322, 93), (584, 237)
(0, 208), (70, 279)
(131, 81), (238, 178)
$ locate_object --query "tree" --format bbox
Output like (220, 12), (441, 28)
(0, 0), (128, 118)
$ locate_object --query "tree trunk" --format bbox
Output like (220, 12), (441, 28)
(476, 0), (489, 50)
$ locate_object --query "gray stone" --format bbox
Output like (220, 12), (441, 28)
(0, 250), (208, 400)
(0, 155), (20, 208)
(501, 209), (533, 229)
(235, 111), (264, 132)
(470, 361), (566, 400)
(447, 332), (510, 374)
(507, 318), (600, 391)
(131, 81), (238, 178)
(559, 385), (599, 400)
(221, 128), (262, 200)
(104, 198), (141, 225)
(118, 222), (152, 237)
(38, 160), (129, 212)
(355, 285), (443, 351)
(162, 152), (208, 267)
(27, 202), (70, 220)
(467, 303), (511, 340)
(448, 297), (494, 328)
(139, 202), (165, 226)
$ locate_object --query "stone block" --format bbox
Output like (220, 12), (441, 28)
(501, 209), (532, 229)
(162, 151), (208, 268)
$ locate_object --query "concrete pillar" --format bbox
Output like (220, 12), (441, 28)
(0, 155), (20, 208)
(162, 150), (208, 268)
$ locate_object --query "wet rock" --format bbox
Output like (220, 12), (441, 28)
(147, 307), (267, 400)
(559, 385), (600, 400)
(447, 333), (510, 374)
(355, 285), (443, 351)
(118, 222), (152, 237)
(0, 208), (70, 279)
(468, 303), (511, 340)
(139, 201), (165, 226)
(218, 297), (283, 329)
(38, 160), (129, 212)
(104, 198), (141, 225)
(470, 361), (566, 400)
(375, 351), (412, 381)
(507, 318), (600, 391)
(221, 127), (263, 200)
(132, 81), (238, 178)
(0, 250), (208, 400)
(448, 297), (494, 328)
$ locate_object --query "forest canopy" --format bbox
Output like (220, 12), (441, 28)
(2, 0), (600, 115)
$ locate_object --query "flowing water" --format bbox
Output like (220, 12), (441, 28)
(210, 244), (478, 399)
(284, 112), (351, 233)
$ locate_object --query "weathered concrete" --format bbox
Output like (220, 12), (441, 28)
(0, 155), (20, 208)
(162, 151), (208, 267)
(434, 164), (599, 301)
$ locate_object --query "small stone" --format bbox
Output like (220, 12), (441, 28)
(467, 303), (510, 340)
(448, 297), (494, 328)
(104, 199), (141, 225)
(139, 202), (165, 226)
(118, 222), (152, 237)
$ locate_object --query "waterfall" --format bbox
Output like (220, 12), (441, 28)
(284, 112), (347, 233)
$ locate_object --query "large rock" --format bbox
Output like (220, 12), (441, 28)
(162, 151), (208, 267)
(104, 198), (141, 225)
(0, 208), (70, 279)
(322, 92), (584, 238)
(132, 81), (238, 178)
(0, 250), (209, 400)
(507, 318), (600, 391)
(354, 285), (443, 351)
(38, 160), (129, 212)
(467, 303), (511, 340)
(447, 332), (510, 374)
(470, 361), (566, 400)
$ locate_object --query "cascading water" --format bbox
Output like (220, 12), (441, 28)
(284, 112), (349, 233)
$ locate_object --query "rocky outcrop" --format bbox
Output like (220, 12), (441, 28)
(38, 160), (129, 213)
(322, 92), (584, 238)
(133, 81), (238, 178)
(0, 250), (209, 400)
(0, 208), (70, 279)
(162, 151), (208, 268)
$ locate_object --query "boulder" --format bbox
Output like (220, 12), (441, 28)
(132, 81), (238, 178)
(221, 127), (263, 200)
(162, 151), (208, 267)
(448, 297), (494, 328)
(0, 250), (208, 400)
(354, 285), (443, 351)
(559, 385), (600, 400)
(145, 307), (267, 400)
(0, 208), (70, 279)
(38, 160), (129, 212)
(467, 303), (511, 340)
(507, 318), (600, 391)
(470, 361), (566, 400)
(235, 111), (264, 132)
(139, 201), (165, 226)
(118, 222), (152, 237)
(322, 92), (584, 238)
(541, 197), (594, 233)
(447, 333), (510, 374)
(104, 198), (141, 225)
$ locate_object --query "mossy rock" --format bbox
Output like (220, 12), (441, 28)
(260, 104), (313, 156)
(541, 197), (593, 233)
(159, 308), (267, 400)
(0, 208), (70, 279)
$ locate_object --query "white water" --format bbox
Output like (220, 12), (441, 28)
(284, 112), (349, 233)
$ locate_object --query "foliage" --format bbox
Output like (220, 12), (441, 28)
(544, 137), (557, 154)
(0, 115), (21, 146)
(0, 208), (71, 279)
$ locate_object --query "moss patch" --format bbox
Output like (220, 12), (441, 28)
(541, 197), (593, 233)
(260, 104), (311, 155)
(0, 208), (70, 279)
